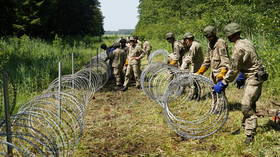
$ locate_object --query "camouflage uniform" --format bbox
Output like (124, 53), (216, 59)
(169, 40), (186, 67)
(199, 38), (230, 83)
(137, 40), (143, 48)
(181, 40), (203, 73)
(109, 46), (128, 86)
(143, 40), (152, 60)
(222, 23), (268, 138)
(166, 32), (186, 67)
(123, 44), (145, 88)
(223, 39), (265, 136)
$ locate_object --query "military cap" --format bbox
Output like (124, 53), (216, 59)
(165, 32), (174, 39)
(119, 38), (127, 43)
(183, 32), (194, 39)
(203, 26), (216, 37)
(224, 22), (241, 37)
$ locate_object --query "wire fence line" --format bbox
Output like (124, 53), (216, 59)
(141, 50), (229, 139)
(0, 52), (109, 156)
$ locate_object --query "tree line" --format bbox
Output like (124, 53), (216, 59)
(0, 0), (104, 37)
(135, 0), (280, 42)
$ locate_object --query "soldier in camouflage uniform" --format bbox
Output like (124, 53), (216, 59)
(134, 36), (143, 48)
(180, 32), (204, 99)
(196, 26), (231, 83)
(165, 32), (186, 67)
(143, 39), (152, 60)
(120, 37), (145, 91)
(108, 39), (128, 86)
(180, 32), (203, 73)
(213, 23), (268, 144)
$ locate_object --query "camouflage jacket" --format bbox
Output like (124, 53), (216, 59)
(181, 41), (204, 73)
(223, 39), (265, 84)
(127, 45), (145, 65)
(143, 41), (152, 54)
(168, 40), (186, 63)
(202, 38), (230, 77)
(110, 47), (128, 68)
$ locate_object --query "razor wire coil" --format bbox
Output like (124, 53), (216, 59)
(0, 53), (109, 156)
(140, 62), (228, 139)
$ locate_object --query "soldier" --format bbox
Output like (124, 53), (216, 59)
(101, 43), (117, 80)
(165, 32), (186, 67)
(180, 32), (203, 73)
(196, 26), (230, 84)
(134, 36), (143, 48)
(213, 22), (268, 144)
(108, 39), (128, 87)
(143, 39), (152, 60)
(120, 37), (145, 91)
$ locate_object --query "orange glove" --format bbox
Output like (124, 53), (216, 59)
(196, 65), (207, 75)
(272, 116), (279, 122)
(216, 68), (228, 81)
(168, 59), (177, 65)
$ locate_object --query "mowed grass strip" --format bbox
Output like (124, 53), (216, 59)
(74, 80), (280, 157)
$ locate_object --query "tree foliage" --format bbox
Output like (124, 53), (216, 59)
(0, 0), (104, 37)
(135, 0), (280, 42)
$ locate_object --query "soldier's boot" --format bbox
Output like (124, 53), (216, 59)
(244, 135), (254, 145)
(244, 115), (257, 144)
(120, 86), (128, 91)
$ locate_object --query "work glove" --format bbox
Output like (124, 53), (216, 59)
(168, 59), (177, 65)
(196, 65), (207, 75)
(234, 72), (245, 89)
(216, 68), (228, 82)
(213, 81), (227, 94)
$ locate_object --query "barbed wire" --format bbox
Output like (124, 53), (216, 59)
(0, 53), (109, 156)
(140, 62), (228, 139)
(148, 49), (169, 64)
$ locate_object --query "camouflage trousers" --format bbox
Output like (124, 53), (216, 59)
(123, 64), (141, 87)
(242, 77), (262, 136)
(113, 67), (123, 86)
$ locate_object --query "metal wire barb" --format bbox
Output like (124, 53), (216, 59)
(0, 53), (109, 156)
(140, 62), (228, 139)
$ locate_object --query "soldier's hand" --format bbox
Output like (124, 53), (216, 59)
(234, 72), (245, 89)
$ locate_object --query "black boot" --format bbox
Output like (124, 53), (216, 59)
(244, 135), (254, 145)
(120, 86), (128, 91)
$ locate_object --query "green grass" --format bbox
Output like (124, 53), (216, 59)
(0, 35), (118, 119)
(74, 82), (280, 157)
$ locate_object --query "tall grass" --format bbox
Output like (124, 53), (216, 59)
(0, 35), (117, 118)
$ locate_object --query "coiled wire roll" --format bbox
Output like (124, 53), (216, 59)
(141, 62), (228, 139)
(148, 49), (169, 64)
(0, 53), (109, 156)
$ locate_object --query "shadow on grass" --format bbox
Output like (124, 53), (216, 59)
(259, 120), (280, 133)
(228, 102), (242, 111)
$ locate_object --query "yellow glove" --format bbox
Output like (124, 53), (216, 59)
(216, 68), (228, 81)
(168, 59), (177, 65)
(196, 65), (207, 75)
(124, 59), (128, 65)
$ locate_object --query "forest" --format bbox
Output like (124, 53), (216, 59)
(135, 0), (280, 42)
(0, 0), (104, 37)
